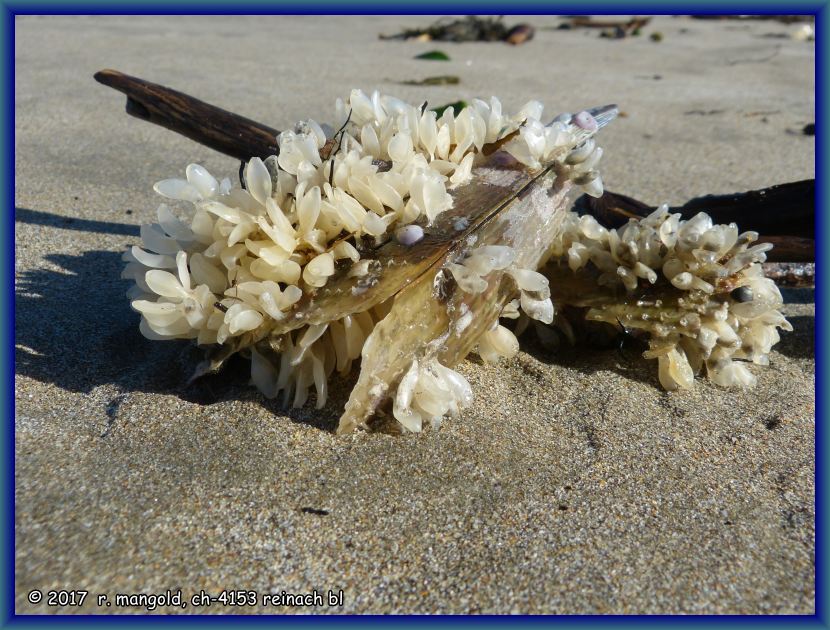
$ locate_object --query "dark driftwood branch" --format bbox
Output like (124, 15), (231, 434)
(567, 16), (651, 30)
(575, 180), (815, 264)
(667, 180), (814, 239)
(94, 69), (280, 161)
(762, 262), (815, 287)
(754, 235), (814, 263)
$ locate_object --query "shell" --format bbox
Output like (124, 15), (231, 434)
(395, 224), (425, 246)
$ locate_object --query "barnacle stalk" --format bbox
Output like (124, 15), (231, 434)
(540, 207), (792, 390)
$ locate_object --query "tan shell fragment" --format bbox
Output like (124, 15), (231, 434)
(337, 158), (574, 433)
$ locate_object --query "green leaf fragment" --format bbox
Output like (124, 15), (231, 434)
(400, 75), (460, 86)
(431, 101), (468, 117)
(415, 50), (451, 61)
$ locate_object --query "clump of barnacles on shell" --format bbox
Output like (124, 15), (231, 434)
(102, 71), (791, 434)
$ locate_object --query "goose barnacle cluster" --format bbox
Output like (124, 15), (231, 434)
(543, 206), (792, 390)
(393, 358), (474, 432)
(121, 87), (788, 433)
(444, 243), (555, 364)
(123, 90), (609, 424)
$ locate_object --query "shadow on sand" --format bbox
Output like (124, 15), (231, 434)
(14, 207), (344, 432)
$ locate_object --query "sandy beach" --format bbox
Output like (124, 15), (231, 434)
(14, 15), (814, 614)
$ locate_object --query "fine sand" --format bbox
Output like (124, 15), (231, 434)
(15, 15), (814, 614)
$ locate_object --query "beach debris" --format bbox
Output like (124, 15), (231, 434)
(431, 100), (468, 117)
(561, 16), (651, 31)
(743, 110), (780, 118)
(684, 109), (726, 116)
(93, 69), (279, 161)
(414, 50), (451, 61)
(381, 16), (535, 45)
(399, 75), (460, 86)
(505, 24), (535, 45)
(97, 71), (794, 433)
(802, 123), (815, 135)
(109, 75), (619, 432)
(649, 31), (663, 42)
(560, 16), (651, 39)
(690, 15), (813, 24)
(792, 24), (815, 41)
(759, 24), (816, 41)
(599, 28), (626, 40)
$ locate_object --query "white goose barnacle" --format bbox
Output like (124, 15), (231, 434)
(120, 90), (790, 434)
(444, 245), (517, 295)
(573, 170), (604, 198)
(393, 358), (474, 432)
(540, 206), (792, 391)
(565, 138), (596, 165)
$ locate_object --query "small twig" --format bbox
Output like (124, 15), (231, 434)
(683, 109), (726, 116)
(567, 16), (651, 30)
(326, 108), (352, 187)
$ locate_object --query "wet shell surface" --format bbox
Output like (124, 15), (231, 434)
(122, 90), (790, 433)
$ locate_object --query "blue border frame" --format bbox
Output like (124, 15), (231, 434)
(4, 1), (14, 625)
(1, 1), (828, 13)
(5, 2), (825, 624)
(816, 3), (826, 627)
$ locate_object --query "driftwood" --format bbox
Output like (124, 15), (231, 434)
(762, 262), (815, 287)
(94, 69), (814, 283)
(555, 16), (652, 39)
(94, 69), (280, 161)
(574, 181), (815, 264)
(576, 182), (813, 237)
(754, 235), (814, 263)
(565, 16), (651, 30)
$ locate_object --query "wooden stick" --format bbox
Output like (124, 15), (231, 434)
(567, 16), (651, 30)
(577, 180), (814, 238)
(755, 235), (814, 263)
(94, 69), (280, 161)
(672, 180), (814, 239)
(575, 180), (815, 262)
(762, 262), (815, 288)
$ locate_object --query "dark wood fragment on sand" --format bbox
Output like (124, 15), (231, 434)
(94, 69), (280, 161)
